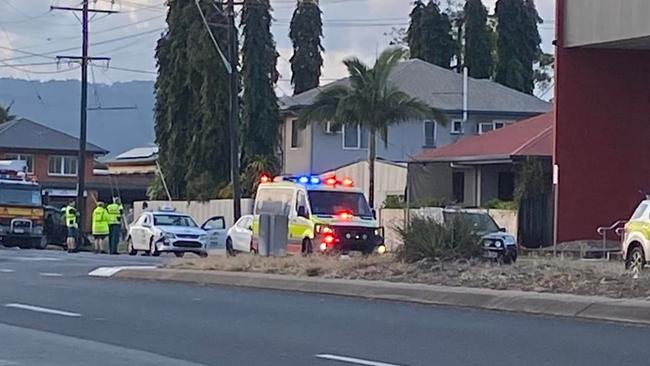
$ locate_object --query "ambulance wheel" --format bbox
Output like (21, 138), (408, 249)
(302, 238), (313, 255)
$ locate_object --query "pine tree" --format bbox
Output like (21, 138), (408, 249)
(494, 0), (541, 94)
(289, 0), (323, 95)
(241, 0), (280, 162)
(407, 0), (456, 69)
(154, 0), (231, 200)
(464, 0), (493, 79)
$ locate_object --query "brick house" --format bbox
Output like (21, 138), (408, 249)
(0, 118), (108, 229)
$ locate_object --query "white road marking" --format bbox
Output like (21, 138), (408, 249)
(39, 273), (63, 277)
(88, 266), (157, 278)
(4, 303), (81, 318)
(316, 354), (406, 366)
(13, 257), (60, 262)
(0, 269), (15, 273)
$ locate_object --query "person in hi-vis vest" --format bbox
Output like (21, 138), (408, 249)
(61, 201), (78, 253)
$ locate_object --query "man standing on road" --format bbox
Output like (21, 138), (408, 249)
(92, 202), (110, 254)
(106, 197), (123, 255)
(62, 201), (78, 253)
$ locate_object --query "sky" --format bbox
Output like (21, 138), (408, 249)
(0, 0), (555, 96)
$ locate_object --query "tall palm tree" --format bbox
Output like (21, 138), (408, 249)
(299, 48), (447, 208)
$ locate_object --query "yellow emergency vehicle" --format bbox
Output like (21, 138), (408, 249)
(0, 161), (45, 249)
(252, 175), (386, 255)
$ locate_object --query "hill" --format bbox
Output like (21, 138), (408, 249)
(0, 78), (155, 157)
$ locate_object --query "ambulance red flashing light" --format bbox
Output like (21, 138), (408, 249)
(260, 175), (271, 183)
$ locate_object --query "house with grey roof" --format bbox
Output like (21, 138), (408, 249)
(0, 118), (109, 218)
(279, 59), (552, 180)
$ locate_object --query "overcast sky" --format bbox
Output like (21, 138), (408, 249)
(0, 0), (555, 96)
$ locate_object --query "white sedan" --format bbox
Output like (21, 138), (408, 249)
(225, 215), (254, 255)
(127, 209), (209, 258)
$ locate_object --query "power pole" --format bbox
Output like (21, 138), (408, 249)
(51, 1), (117, 246)
(227, 0), (242, 221)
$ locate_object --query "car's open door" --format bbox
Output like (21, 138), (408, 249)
(201, 216), (227, 249)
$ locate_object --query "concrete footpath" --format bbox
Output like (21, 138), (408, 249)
(108, 267), (650, 326)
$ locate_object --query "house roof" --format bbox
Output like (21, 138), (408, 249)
(279, 59), (552, 115)
(413, 111), (554, 162)
(0, 118), (107, 154)
(106, 145), (158, 165)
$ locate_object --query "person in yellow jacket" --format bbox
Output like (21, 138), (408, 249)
(92, 202), (110, 254)
(61, 201), (78, 253)
(106, 197), (123, 255)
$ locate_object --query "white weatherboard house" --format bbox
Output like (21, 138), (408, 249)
(278, 59), (551, 189)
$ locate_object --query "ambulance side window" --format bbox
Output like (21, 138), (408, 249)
(296, 191), (309, 217)
(255, 188), (294, 216)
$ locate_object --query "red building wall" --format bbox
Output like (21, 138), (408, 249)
(555, 0), (650, 242)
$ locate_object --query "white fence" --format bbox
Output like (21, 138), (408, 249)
(134, 199), (254, 228)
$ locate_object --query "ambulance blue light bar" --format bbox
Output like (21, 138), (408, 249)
(269, 175), (353, 187)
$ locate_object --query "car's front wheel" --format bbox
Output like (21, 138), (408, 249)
(149, 239), (160, 257)
(626, 245), (645, 271)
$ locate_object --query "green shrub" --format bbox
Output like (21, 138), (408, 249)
(382, 195), (405, 209)
(485, 199), (517, 210)
(397, 216), (481, 262)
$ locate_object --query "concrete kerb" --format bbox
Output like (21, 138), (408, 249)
(111, 268), (650, 326)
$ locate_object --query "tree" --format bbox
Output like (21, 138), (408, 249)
(241, 0), (280, 164)
(407, 1), (456, 69)
(0, 104), (14, 123)
(464, 0), (493, 78)
(154, 0), (231, 200)
(289, 0), (324, 95)
(299, 48), (447, 208)
(494, 0), (542, 94)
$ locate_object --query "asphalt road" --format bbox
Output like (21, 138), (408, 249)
(1, 247), (650, 366)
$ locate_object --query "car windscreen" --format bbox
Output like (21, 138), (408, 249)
(153, 214), (197, 227)
(0, 185), (42, 207)
(308, 191), (372, 217)
(443, 212), (499, 233)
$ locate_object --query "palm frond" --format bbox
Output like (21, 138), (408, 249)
(381, 88), (449, 126)
(342, 57), (371, 91)
(372, 48), (407, 90)
(297, 85), (351, 128)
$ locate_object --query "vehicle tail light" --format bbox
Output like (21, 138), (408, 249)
(339, 211), (353, 220)
(323, 234), (335, 244)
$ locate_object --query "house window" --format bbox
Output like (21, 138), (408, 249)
(452, 171), (465, 203)
(290, 119), (303, 149)
(478, 121), (512, 134)
(48, 156), (78, 176)
(5, 154), (33, 173)
(324, 121), (342, 134)
(424, 120), (436, 147)
(498, 172), (515, 201)
(451, 120), (463, 135)
(478, 122), (495, 134)
(342, 124), (368, 150)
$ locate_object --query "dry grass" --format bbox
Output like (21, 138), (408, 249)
(165, 254), (650, 300)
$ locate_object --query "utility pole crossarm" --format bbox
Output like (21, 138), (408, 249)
(50, 6), (119, 14)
